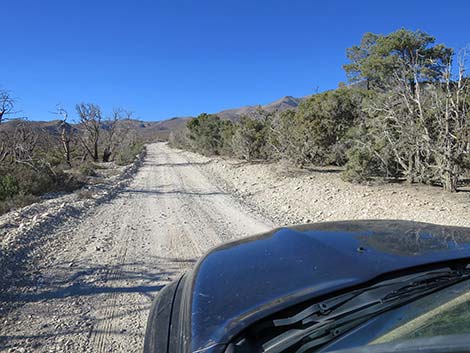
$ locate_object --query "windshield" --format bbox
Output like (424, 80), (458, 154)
(227, 266), (470, 353)
(319, 278), (470, 352)
(371, 280), (470, 343)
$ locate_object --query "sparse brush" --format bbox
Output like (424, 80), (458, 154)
(77, 189), (95, 200)
(78, 163), (98, 177)
(0, 194), (38, 215)
(115, 143), (144, 166)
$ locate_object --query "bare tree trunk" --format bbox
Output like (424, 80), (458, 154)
(60, 124), (72, 166)
(102, 148), (112, 162)
(93, 140), (99, 162)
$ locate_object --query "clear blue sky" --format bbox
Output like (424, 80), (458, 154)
(2, 0), (469, 121)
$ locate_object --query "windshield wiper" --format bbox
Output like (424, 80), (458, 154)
(258, 268), (470, 353)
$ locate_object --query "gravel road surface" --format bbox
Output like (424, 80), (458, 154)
(3, 141), (468, 353)
(0, 143), (271, 353)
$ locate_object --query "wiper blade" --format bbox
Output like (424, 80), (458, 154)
(261, 269), (470, 353)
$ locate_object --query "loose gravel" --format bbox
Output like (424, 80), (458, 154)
(1, 142), (469, 353)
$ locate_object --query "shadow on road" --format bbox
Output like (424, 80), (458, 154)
(0, 255), (195, 307)
(125, 189), (227, 197)
(0, 255), (196, 350)
(144, 160), (212, 167)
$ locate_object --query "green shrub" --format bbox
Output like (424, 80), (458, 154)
(342, 147), (380, 183)
(187, 113), (221, 155)
(0, 167), (84, 215)
(232, 116), (270, 161)
(0, 175), (19, 201)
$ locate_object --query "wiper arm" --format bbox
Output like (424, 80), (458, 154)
(261, 269), (470, 353)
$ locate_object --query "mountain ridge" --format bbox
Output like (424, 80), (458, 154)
(1, 95), (308, 140)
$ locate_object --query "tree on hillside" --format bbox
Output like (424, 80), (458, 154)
(76, 103), (102, 162)
(344, 29), (453, 89)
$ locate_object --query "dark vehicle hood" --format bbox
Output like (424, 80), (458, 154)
(184, 220), (470, 353)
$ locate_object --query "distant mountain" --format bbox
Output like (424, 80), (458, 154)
(0, 95), (308, 140)
(0, 119), (74, 139)
(152, 95), (307, 134)
(0, 118), (191, 141)
(216, 95), (305, 121)
(264, 95), (305, 112)
(114, 118), (193, 140)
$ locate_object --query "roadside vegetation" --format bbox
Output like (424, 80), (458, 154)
(0, 98), (145, 215)
(170, 28), (470, 192)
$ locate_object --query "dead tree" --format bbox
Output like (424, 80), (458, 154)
(54, 105), (73, 166)
(365, 48), (470, 191)
(102, 109), (133, 162)
(11, 120), (40, 171)
(432, 50), (470, 191)
(0, 89), (15, 125)
(0, 131), (11, 163)
(76, 103), (102, 162)
(102, 109), (120, 162)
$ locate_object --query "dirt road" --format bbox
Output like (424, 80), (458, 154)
(0, 143), (271, 353)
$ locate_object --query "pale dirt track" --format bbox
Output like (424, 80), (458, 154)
(0, 143), (271, 353)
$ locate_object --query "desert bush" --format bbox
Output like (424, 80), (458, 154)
(296, 88), (364, 165)
(168, 128), (191, 150)
(232, 116), (270, 161)
(186, 113), (236, 156)
(0, 194), (38, 215)
(0, 165), (84, 215)
(165, 28), (470, 191)
(342, 146), (382, 183)
(115, 143), (145, 166)
(268, 88), (364, 167)
(78, 163), (98, 177)
(187, 113), (220, 155)
(0, 174), (19, 201)
(219, 121), (237, 156)
(14, 166), (82, 196)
